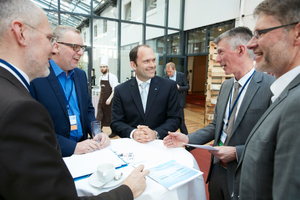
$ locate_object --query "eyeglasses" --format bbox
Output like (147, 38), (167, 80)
(57, 42), (86, 52)
(23, 23), (57, 46)
(253, 22), (299, 39)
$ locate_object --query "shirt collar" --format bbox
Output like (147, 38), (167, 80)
(50, 59), (75, 78)
(270, 65), (300, 102)
(136, 76), (151, 86)
(234, 68), (255, 87)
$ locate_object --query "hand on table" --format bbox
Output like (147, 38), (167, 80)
(208, 146), (236, 163)
(163, 131), (189, 148)
(93, 132), (111, 149)
(122, 164), (150, 198)
(74, 139), (100, 154)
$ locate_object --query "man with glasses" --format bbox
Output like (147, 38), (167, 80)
(233, 0), (300, 199)
(0, 0), (149, 199)
(31, 25), (110, 157)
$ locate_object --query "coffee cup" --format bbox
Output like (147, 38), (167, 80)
(97, 163), (115, 183)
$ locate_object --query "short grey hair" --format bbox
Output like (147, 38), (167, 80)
(0, 0), (42, 40)
(254, 0), (300, 30)
(53, 25), (81, 42)
(214, 26), (254, 59)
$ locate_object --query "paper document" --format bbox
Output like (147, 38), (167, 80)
(145, 160), (203, 190)
(184, 143), (219, 151)
(63, 148), (127, 179)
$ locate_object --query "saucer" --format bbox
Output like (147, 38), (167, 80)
(88, 172), (124, 188)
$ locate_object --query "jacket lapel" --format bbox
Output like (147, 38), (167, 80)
(47, 65), (69, 119)
(73, 70), (83, 117)
(129, 78), (145, 119)
(144, 76), (160, 121)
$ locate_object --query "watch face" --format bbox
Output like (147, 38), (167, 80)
(155, 131), (159, 139)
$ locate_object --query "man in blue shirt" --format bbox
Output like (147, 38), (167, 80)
(31, 25), (110, 157)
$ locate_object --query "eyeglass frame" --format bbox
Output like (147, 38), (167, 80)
(253, 22), (299, 39)
(57, 42), (87, 52)
(23, 23), (57, 46)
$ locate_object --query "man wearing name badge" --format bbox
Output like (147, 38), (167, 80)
(163, 27), (275, 200)
(233, 0), (300, 199)
(0, 0), (149, 199)
(164, 62), (189, 135)
(31, 25), (110, 157)
(96, 55), (119, 138)
(111, 44), (181, 143)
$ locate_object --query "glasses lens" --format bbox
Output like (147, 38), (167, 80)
(81, 46), (86, 51)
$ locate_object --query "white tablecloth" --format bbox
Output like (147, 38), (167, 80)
(71, 138), (206, 200)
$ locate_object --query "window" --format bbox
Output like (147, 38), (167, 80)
(124, 2), (131, 21)
(147, 0), (157, 12)
(84, 32), (86, 43)
(94, 25), (97, 37)
(103, 20), (107, 33)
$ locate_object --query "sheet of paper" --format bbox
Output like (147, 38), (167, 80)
(144, 160), (203, 190)
(63, 148), (127, 179)
(183, 143), (219, 151)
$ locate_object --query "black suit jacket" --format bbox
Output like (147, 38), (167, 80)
(111, 76), (181, 139)
(31, 63), (96, 157)
(0, 66), (133, 200)
(164, 71), (190, 108)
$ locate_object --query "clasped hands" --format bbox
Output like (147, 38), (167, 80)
(133, 125), (156, 143)
(74, 132), (111, 154)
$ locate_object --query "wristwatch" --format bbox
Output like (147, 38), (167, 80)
(155, 131), (160, 139)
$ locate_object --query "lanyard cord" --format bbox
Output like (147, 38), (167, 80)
(226, 70), (256, 126)
(58, 77), (74, 115)
(0, 58), (36, 99)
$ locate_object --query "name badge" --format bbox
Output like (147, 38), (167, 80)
(218, 131), (227, 146)
(69, 115), (78, 131)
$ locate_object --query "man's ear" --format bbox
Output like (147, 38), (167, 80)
(130, 61), (137, 70)
(237, 45), (246, 57)
(52, 42), (60, 55)
(294, 22), (300, 46)
(11, 20), (27, 47)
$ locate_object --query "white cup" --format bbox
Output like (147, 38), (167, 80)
(97, 163), (115, 183)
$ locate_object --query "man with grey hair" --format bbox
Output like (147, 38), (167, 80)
(164, 26), (275, 200)
(0, 0), (149, 199)
(233, 0), (300, 199)
(31, 25), (111, 157)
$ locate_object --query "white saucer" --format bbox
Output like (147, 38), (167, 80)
(88, 172), (124, 188)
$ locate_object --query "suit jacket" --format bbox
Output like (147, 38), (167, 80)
(111, 76), (181, 139)
(0, 66), (133, 200)
(164, 71), (190, 108)
(188, 71), (275, 195)
(233, 73), (300, 200)
(31, 63), (96, 157)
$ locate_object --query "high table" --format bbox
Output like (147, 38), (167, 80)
(65, 138), (206, 200)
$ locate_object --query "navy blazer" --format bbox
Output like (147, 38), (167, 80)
(164, 71), (189, 108)
(111, 76), (181, 139)
(31, 63), (95, 157)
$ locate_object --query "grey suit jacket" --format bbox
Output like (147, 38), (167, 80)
(188, 71), (275, 195)
(234, 73), (300, 200)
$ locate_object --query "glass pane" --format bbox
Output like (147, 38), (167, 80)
(168, 0), (181, 29)
(120, 23), (142, 82)
(167, 31), (181, 55)
(187, 29), (206, 54)
(146, 0), (165, 26)
(167, 57), (185, 73)
(209, 23), (234, 42)
(122, 0), (143, 23)
(93, 0), (119, 19)
(32, 0), (58, 10)
(73, 17), (91, 46)
(145, 26), (165, 56)
(43, 10), (59, 29)
(60, 0), (91, 15)
(92, 19), (119, 94)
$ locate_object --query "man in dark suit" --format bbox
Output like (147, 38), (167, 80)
(163, 27), (275, 200)
(111, 45), (181, 143)
(31, 25), (110, 157)
(0, 0), (149, 199)
(233, 0), (300, 199)
(164, 62), (190, 135)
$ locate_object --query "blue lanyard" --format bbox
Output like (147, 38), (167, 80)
(58, 77), (74, 115)
(226, 70), (256, 126)
(0, 58), (36, 99)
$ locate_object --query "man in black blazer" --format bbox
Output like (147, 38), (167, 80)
(0, 0), (148, 199)
(31, 25), (110, 157)
(164, 62), (190, 135)
(164, 27), (275, 200)
(111, 45), (181, 143)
